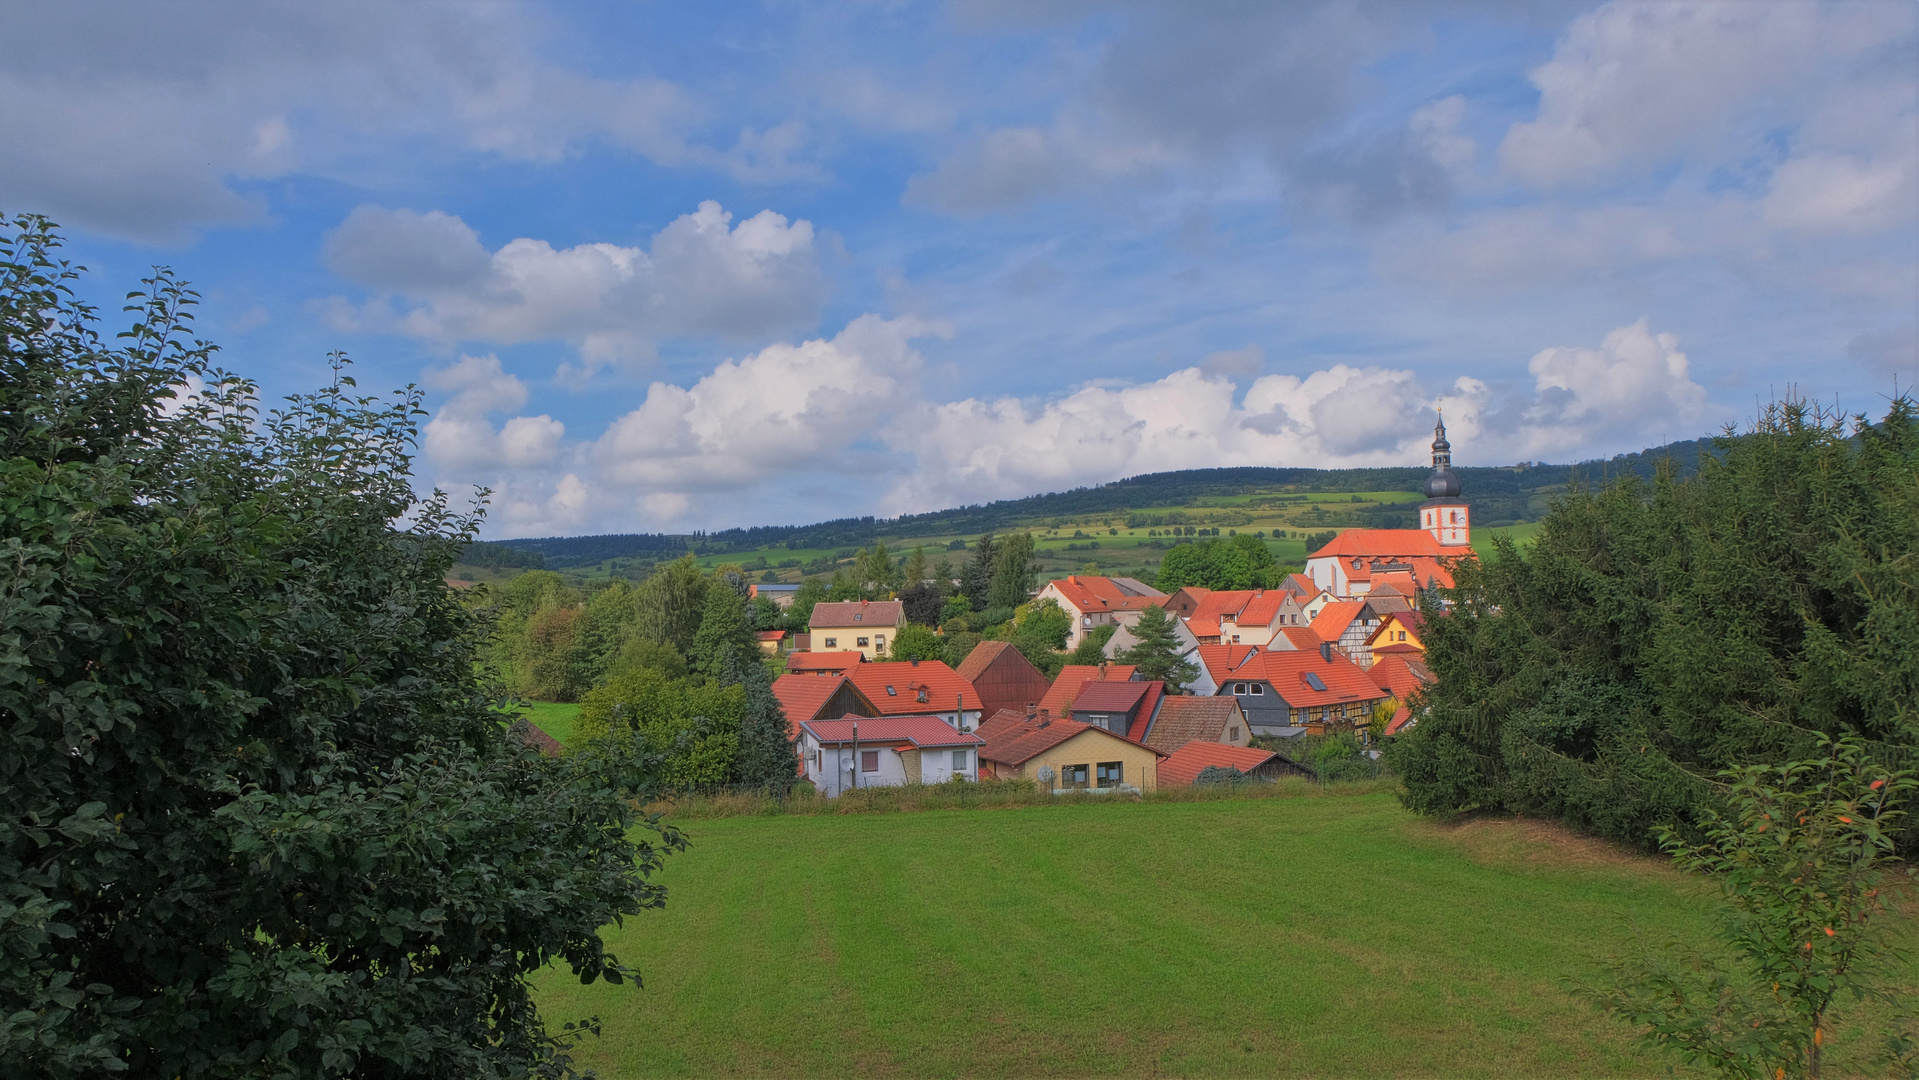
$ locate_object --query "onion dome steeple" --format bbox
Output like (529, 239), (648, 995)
(1421, 413), (1461, 499)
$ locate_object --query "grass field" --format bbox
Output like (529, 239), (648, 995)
(528, 792), (1916, 1077)
(517, 701), (581, 746)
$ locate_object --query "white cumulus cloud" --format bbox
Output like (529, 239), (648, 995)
(321, 201), (829, 376)
(418, 314), (1722, 536)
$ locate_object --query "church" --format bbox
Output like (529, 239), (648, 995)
(1303, 417), (1474, 599)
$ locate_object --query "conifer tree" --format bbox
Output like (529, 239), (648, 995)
(729, 652), (799, 791)
(1119, 605), (1198, 691)
(961, 533), (997, 610)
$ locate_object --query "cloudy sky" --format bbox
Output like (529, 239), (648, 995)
(8, 1), (1914, 537)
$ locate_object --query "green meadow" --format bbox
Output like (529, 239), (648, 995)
(516, 701), (582, 746)
(532, 791), (1915, 1077)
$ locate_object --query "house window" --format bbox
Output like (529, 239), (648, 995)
(857, 636), (870, 647)
(823, 637), (837, 647)
(854, 613), (863, 621)
(1397, 631), (1407, 641)
(1232, 634), (1241, 643)
(875, 635), (886, 648)
(952, 750), (969, 773)
(861, 751), (879, 772)
(1250, 684), (1264, 695)
(1096, 761), (1124, 787)
(1233, 682), (1247, 695)
(916, 688), (928, 703)
(1229, 726), (1240, 741)
(1062, 763), (1090, 789)
(885, 685), (897, 696)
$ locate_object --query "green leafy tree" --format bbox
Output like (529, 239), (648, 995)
(1069, 624), (1118, 665)
(987, 532), (1037, 610)
(1391, 397), (1919, 856)
(634, 555), (712, 655)
(1117, 605), (1198, 691)
(689, 575), (758, 679)
(1580, 736), (1916, 1079)
(890, 623), (946, 662)
(786, 577), (827, 631)
(0, 216), (679, 1076)
(577, 669), (744, 788)
(942, 631), (985, 670)
(899, 581), (944, 626)
(1154, 542), (1208, 591)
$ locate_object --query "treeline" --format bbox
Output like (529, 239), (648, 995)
(493, 436), (1720, 567)
(1391, 399), (1918, 856)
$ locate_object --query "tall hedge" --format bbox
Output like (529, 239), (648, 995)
(1391, 398), (1919, 854)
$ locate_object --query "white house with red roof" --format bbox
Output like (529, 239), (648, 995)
(1036, 574), (1169, 648)
(798, 716), (985, 796)
(1305, 418), (1475, 598)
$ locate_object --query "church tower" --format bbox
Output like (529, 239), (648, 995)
(1418, 414), (1470, 547)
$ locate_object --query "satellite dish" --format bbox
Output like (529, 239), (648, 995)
(1037, 765), (1055, 781)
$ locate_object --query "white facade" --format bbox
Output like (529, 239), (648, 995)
(1420, 500), (1470, 547)
(800, 735), (979, 797)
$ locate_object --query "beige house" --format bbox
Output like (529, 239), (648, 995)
(808, 600), (905, 661)
(974, 708), (1164, 793)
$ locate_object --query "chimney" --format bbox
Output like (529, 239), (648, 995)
(1320, 641), (1333, 663)
(1098, 659), (1108, 679)
(1025, 702), (1037, 722)
(910, 659), (919, 667)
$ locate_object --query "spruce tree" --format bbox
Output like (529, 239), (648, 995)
(729, 653), (799, 792)
(1119, 605), (1199, 691)
(961, 533), (997, 610)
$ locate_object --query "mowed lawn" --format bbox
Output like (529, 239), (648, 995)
(527, 790), (1919, 1078)
(518, 701), (582, 746)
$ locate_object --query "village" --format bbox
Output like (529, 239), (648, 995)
(759, 419), (1464, 798)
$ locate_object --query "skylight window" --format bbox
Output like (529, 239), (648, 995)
(1303, 672), (1328, 692)
(886, 685), (897, 696)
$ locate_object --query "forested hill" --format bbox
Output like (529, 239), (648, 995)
(490, 435), (1718, 569)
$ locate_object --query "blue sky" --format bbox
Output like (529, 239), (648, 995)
(5, 1), (1913, 537)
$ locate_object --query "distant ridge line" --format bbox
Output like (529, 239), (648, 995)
(487, 435), (1718, 568)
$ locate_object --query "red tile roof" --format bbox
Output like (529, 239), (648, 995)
(1281, 573), (1318, 596)
(1271, 627), (1325, 652)
(1185, 589), (1255, 638)
(1036, 663), (1137, 715)
(1234, 591), (1293, 628)
(1140, 696), (1244, 754)
(975, 708), (1166, 767)
(954, 639), (1019, 683)
(1308, 528), (1454, 560)
(786, 651), (864, 673)
(771, 674), (875, 732)
(1043, 575), (1167, 614)
(1370, 652), (1434, 702)
(799, 716), (983, 748)
(1157, 742), (1280, 786)
(756, 630), (788, 642)
(808, 600), (905, 629)
(1245, 649), (1387, 708)
(846, 660), (983, 715)
(1070, 679), (1152, 714)
(1309, 600), (1367, 642)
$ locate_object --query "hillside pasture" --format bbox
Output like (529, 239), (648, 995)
(529, 792), (1914, 1077)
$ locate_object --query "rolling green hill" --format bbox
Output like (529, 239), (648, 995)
(456, 436), (1715, 586)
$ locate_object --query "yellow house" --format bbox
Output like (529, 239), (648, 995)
(808, 600), (906, 661)
(1365, 610), (1427, 653)
(974, 708), (1165, 793)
